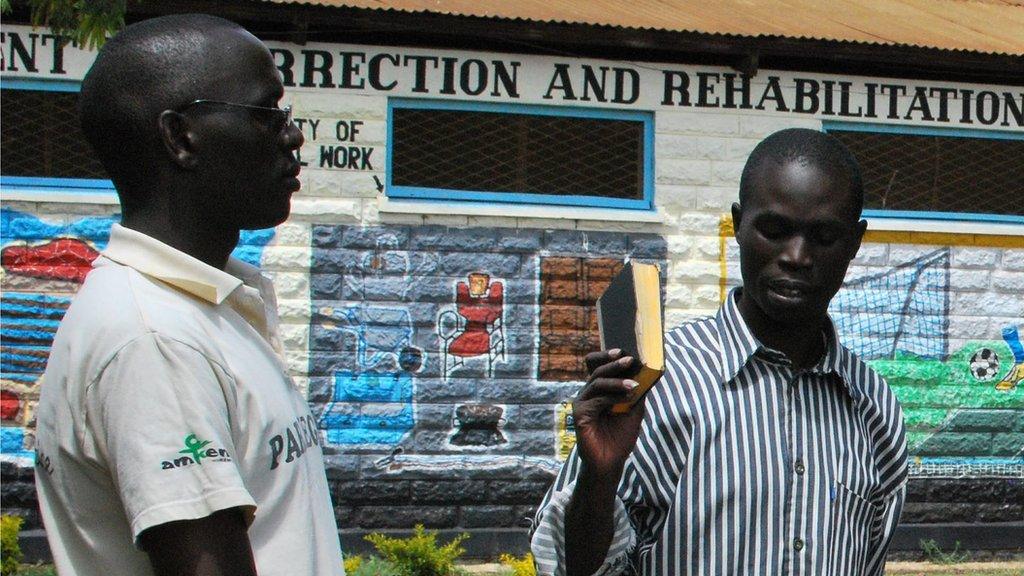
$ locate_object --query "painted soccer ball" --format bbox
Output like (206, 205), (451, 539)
(969, 348), (1000, 381)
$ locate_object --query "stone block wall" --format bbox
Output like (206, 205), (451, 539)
(1, 26), (1021, 554)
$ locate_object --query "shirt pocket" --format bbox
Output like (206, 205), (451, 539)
(826, 480), (880, 575)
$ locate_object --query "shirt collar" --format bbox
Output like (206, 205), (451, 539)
(100, 224), (251, 304)
(715, 287), (858, 398)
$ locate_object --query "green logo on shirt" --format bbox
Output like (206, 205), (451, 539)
(180, 434), (213, 464)
(160, 434), (232, 470)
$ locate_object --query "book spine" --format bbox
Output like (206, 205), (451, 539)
(610, 365), (663, 414)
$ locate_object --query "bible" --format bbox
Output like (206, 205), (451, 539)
(596, 261), (665, 413)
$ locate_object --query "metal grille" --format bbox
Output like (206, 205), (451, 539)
(392, 108), (645, 199)
(831, 131), (1022, 216)
(1, 89), (107, 179)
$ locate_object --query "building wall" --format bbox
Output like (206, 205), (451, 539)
(1, 25), (1022, 550)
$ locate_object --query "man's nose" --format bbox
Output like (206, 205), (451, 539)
(780, 234), (813, 268)
(282, 121), (304, 150)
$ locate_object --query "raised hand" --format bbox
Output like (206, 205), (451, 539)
(572, 349), (647, 479)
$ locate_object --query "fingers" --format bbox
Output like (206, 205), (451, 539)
(588, 354), (636, 383)
(579, 378), (638, 401)
(576, 378), (639, 417)
(585, 349), (622, 374)
(577, 349), (640, 416)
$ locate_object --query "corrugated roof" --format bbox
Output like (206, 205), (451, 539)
(266, 0), (1024, 56)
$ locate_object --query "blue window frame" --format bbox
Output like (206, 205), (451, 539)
(824, 121), (1023, 224)
(386, 99), (655, 210)
(0, 79), (115, 196)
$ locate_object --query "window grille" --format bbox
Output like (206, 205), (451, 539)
(1, 89), (107, 179)
(389, 101), (652, 209)
(829, 128), (1022, 217)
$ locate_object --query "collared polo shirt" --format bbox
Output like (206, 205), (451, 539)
(532, 288), (908, 576)
(35, 224), (344, 576)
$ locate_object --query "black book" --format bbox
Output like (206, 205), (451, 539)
(596, 261), (665, 413)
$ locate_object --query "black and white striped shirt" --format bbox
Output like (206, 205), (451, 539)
(532, 288), (908, 576)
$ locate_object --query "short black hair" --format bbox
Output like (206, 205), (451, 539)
(79, 14), (245, 194)
(738, 128), (864, 218)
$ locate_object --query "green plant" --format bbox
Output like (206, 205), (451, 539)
(499, 552), (536, 576)
(365, 525), (469, 576)
(919, 538), (969, 565)
(348, 557), (405, 576)
(1, 515), (24, 576)
(15, 565), (56, 576)
(25, 0), (132, 49)
(344, 555), (364, 574)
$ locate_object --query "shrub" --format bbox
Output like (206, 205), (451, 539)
(919, 538), (969, 565)
(344, 555), (363, 574)
(499, 553), (536, 576)
(1, 515), (24, 576)
(348, 557), (405, 576)
(365, 524), (469, 576)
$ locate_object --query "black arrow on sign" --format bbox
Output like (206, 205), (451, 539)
(373, 175), (384, 193)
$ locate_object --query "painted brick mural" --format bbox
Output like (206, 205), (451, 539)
(1, 22), (1022, 550)
(721, 225), (1024, 479)
(0, 209), (278, 460)
(306, 225), (668, 531)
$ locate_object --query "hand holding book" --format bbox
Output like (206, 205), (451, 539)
(596, 262), (665, 413)
(571, 349), (648, 480)
(569, 262), (665, 479)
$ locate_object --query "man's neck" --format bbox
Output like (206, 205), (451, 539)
(120, 214), (239, 271)
(736, 292), (827, 370)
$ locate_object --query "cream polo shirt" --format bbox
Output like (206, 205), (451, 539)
(35, 224), (344, 576)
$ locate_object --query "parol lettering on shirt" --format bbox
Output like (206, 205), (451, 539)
(268, 414), (320, 470)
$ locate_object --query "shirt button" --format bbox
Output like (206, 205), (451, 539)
(794, 538), (805, 551)
(795, 460), (805, 475)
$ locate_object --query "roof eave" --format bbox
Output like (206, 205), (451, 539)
(126, 0), (1024, 85)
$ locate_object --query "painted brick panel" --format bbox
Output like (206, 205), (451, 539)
(2, 49), (1021, 545)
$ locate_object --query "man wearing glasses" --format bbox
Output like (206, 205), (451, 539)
(33, 14), (344, 576)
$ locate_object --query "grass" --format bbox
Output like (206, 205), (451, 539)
(886, 559), (1024, 576)
(17, 561), (1024, 576)
(17, 565), (57, 576)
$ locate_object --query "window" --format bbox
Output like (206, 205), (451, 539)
(0, 82), (113, 194)
(825, 123), (1022, 222)
(387, 99), (654, 210)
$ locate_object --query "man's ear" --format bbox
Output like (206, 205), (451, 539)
(848, 218), (868, 260)
(731, 202), (743, 237)
(157, 110), (198, 169)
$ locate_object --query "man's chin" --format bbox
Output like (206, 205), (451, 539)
(243, 203), (292, 230)
(764, 301), (828, 328)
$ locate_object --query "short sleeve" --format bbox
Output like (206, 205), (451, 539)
(531, 480), (636, 576)
(85, 332), (256, 542)
(530, 446), (637, 576)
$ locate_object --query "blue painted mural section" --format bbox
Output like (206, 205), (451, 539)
(309, 224), (670, 453)
(313, 304), (421, 446)
(831, 249), (950, 361)
(235, 228), (277, 267)
(1, 209), (114, 249)
(0, 427), (33, 460)
(1, 207), (278, 456)
(1005, 326), (1024, 365)
(320, 371), (416, 445)
(1, 208), (276, 266)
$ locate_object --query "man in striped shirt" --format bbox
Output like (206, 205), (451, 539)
(531, 128), (908, 576)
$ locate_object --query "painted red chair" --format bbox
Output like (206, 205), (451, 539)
(438, 280), (505, 380)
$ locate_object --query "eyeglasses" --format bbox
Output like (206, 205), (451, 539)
(176, 99), (293, 132)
